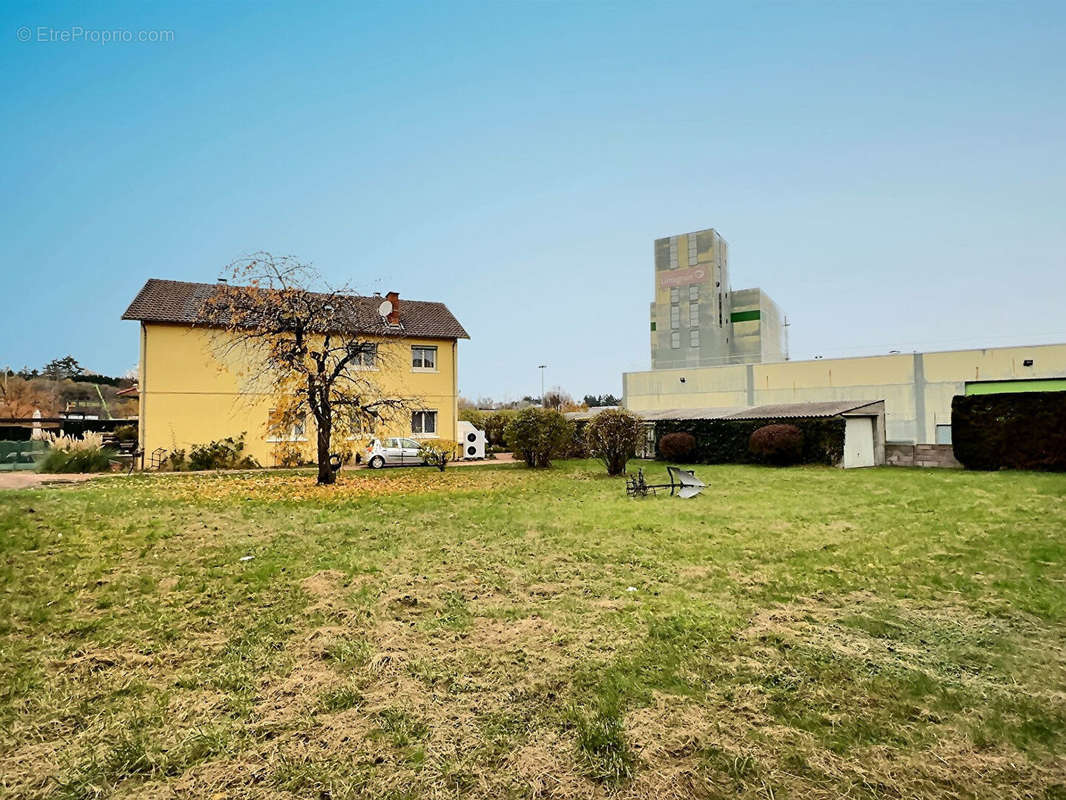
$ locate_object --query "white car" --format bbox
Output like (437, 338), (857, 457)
(364, 437), (427, 469)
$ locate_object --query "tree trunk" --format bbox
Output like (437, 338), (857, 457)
(316, 421), (335, 485)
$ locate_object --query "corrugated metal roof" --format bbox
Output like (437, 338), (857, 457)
(637, 407), (750, 421)
(725, 401), (882, 419)
(122, 278), (470, 340)
(598, 401), (883, 422)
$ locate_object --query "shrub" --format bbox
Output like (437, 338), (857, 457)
(186, 434), (260, 471)
(658, 432), (696, 462)
(504, 407), (575, 468)
(482, 410), (515, 448)
(585, 409), (644, 476)
(418, 439), (458, 471)
(38, 432), (116, 473)
(749, 424), (805, 465)
(458, 408), (485, 429)
(655, 418), (844, 465)
(271, 441), (307, 469)
(113, 424), (138, 442)
(164, 449), (188, 471)
(952, 391), (1066, 471)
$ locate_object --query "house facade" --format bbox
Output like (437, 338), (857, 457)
(123, 279), (468, 466)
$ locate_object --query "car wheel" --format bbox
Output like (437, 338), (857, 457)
(369, 456), (385, 469)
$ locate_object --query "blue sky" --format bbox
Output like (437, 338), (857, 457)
(3, 1), (1064, 402)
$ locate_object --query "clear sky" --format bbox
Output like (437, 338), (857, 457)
(3, 1), (1064, 402)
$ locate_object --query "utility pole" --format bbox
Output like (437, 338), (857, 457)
(538, 365), (547, 407)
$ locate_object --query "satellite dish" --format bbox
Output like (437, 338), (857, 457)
(377, 300), (393, 318)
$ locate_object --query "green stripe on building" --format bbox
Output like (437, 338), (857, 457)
(730, 309), (761, 323)
(965, 378), (1066, 395)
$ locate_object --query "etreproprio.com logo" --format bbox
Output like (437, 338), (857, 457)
(17, 25), (174, 44)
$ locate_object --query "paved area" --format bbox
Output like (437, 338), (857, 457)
(0, 472), (104, 490)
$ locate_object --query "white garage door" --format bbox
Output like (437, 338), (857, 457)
(843, 416), (875, 468)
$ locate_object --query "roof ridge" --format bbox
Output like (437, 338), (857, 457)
(122, 278), (469, 339)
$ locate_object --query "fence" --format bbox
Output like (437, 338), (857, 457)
(0, 440), (49, 471)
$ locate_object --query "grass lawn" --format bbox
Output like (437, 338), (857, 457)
(1, 460), (1065, 799)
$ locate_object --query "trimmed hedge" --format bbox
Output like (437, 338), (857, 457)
(952, 391), (1066, 471)
(655, 417), (845, 465)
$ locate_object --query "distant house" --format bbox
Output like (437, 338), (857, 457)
(122, 279), (469, 466)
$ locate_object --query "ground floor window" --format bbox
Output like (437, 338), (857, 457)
(412, 410), (437, 435)
(267, 409), (307, 441)
(935, 424), (952, 445)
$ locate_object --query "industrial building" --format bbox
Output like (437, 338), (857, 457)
(649, 228), (786, 369)
(625, 342), (1066, 446)
(635, 225), (1066, 449)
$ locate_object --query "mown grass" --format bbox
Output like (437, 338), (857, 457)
(1, 460), (1064, 798)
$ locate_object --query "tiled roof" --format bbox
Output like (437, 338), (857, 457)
(122, 279), (469, 340)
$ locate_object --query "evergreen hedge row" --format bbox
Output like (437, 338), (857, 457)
(951, 392), (1066, 471)
(653, 417), (846, 465)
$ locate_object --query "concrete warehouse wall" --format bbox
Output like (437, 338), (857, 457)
(623, 343), (1066, 444)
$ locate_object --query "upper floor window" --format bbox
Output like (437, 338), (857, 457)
(670, 306), (680, 329)
(354, 343), (377, 368)
(412, 410), (437, 435)
(671, 331), (681, 349)
(689, 303), (699, 327)
(689, 285), (699, 302)
(669, 287), (680, 304)
(412, 346), (437, 370)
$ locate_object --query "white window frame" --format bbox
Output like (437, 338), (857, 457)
(670, 306), (680, 330)
(353, 343), (378, 370)
(670, 331), (680, 349)
(690, 329), (700, 348)
(411, 345), (438, 372)
(411, 409), (438, 437)
(689, 303), (699, 327)
(689, 285), (699, 302)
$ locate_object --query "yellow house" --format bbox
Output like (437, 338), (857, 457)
(122, 279), (469, 467)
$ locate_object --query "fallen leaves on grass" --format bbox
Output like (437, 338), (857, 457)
(117, 467), (527, 505)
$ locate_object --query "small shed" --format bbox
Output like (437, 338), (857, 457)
(724, 401), (885, 467)
(570, 400), (886, 467)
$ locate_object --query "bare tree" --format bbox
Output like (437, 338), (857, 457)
(200, 253), (415, 485)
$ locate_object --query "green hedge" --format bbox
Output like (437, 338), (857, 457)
(653, 417), (845, 465)
(952, 391), (1066, 471)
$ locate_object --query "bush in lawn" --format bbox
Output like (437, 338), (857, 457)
(38, 432), (115, 473)
(418, 439), (459, 472)
(952, 391), (1066, 470)
(749, 424), (805, 465)
(585, 409), (644, 476)
(504, 407), (575, 468)
(187, 433), (260, 471)
(658, 432), (696, 462)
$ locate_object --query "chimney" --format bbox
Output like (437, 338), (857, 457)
(385, 291), (400, 325)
